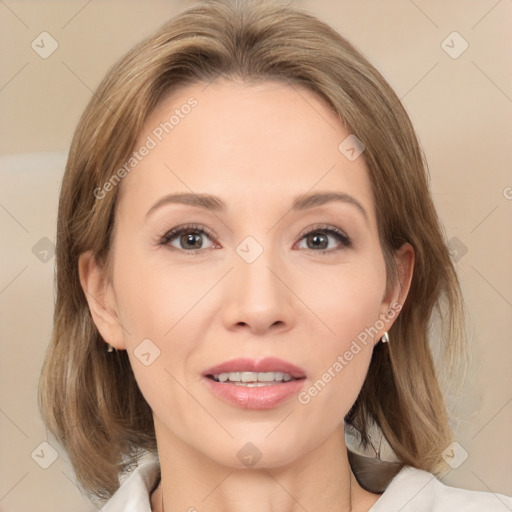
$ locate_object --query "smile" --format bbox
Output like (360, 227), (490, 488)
(202, 358), (307, 409)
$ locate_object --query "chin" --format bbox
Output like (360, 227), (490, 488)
(196, 431), (313, 471)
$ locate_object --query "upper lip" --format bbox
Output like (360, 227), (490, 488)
(203, 357), (307, 379)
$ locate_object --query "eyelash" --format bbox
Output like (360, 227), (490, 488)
(159, 223), (352, 255)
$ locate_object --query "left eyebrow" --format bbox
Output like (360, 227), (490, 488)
(291, 191), (368, 224)
(145, 191), (369, 224)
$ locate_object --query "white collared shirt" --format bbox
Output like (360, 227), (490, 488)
(100, 460), (512, 511)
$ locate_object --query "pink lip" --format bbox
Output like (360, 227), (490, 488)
(202, 357), (307, 379)
(202, 357), (307, 410)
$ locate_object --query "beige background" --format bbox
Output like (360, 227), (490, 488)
(1, 0), (511, 510)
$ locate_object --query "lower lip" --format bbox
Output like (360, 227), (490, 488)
(202, 376), (306, 409)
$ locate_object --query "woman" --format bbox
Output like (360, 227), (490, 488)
(38, 0), (512, 510)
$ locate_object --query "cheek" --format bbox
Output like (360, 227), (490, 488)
(296, 254), (386, 410)
(109, 244), (201, 401)
(296, 290), (381, 431)
(110, 250), (199, 424)
(304, 252), (387, 343)
(112, 243), (206, 344)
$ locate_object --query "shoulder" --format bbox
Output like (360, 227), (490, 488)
(100, 460), (160, 512)
(369, 465), (512, 512)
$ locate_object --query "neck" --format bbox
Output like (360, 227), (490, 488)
(150, 418), (379, 512)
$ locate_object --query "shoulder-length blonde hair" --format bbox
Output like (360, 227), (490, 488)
(39, 0), (467, 501)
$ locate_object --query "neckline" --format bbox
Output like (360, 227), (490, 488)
(144, 464), (417, 512)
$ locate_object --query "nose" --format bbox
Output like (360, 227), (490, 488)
(221, 245), (295, 336)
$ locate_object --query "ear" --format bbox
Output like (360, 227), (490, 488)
(78, 250), (126, 350)
(376, 242), (415, 342)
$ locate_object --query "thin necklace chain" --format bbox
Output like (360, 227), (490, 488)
(160, 472), (353, 511)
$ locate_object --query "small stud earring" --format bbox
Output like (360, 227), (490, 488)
(107, 343), (115, 352)
(381, 332), (390, 343)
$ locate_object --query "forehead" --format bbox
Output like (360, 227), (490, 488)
(117, 78), (376, 225)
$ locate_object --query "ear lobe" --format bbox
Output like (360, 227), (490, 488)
(377, 242), (415, 339)
(78, 250), (126, 350)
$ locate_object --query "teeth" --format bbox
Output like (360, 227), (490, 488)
(258, 372), (280, 382)
(213, 371), (296, 383)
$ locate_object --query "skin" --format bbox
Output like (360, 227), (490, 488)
(79, 78), (414, 512)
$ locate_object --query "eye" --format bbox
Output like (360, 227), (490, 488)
(159, 223), (352, 255)
(160, 224), (217, 254)
(295, 224), (352, 253)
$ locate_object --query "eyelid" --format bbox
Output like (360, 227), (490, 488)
(160, 223), (216, 243)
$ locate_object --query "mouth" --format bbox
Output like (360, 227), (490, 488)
(201, 357), (307, 409)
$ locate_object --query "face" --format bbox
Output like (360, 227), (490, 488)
(82, 78), (412, 469)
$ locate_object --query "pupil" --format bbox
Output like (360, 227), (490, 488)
(309, 232), (327, 249)
(182, 232), (202, 249)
